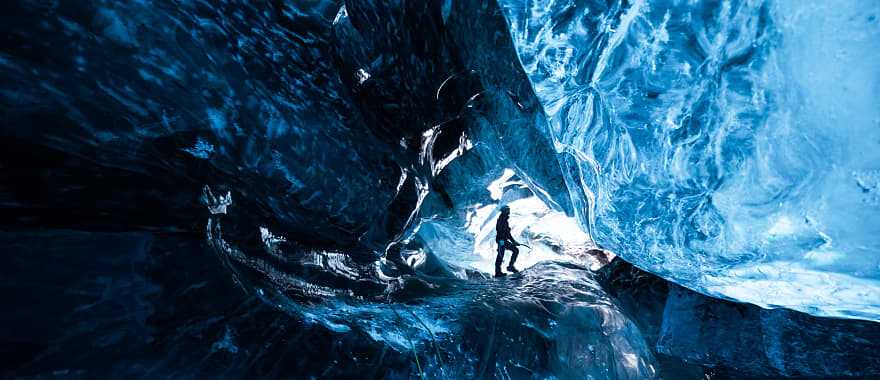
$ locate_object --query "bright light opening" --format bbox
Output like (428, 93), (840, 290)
(417, 169), (613, 276)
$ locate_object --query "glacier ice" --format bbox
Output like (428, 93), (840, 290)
(205, 208), (660, 378)
(2, 0), (880, 377)
(656, 285), (880, 377)
(2, 0), (877, 324)
(599, 259), (880, 378)
(498, 0), (880, 320)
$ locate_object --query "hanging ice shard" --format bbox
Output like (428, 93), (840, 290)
(498, 0), (880, 320)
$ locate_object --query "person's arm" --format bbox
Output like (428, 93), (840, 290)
(501, 221), (516, 244)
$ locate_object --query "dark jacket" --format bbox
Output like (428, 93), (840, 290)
(496, 214), (513, 242)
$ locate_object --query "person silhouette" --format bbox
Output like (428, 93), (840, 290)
(494, 205), (520, 277)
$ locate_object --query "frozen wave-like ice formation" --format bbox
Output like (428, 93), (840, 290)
(499, 0), (880, 320)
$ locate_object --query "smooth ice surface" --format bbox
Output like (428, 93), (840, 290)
(499, 0), (880, 320)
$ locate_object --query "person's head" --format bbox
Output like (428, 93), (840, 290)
(500, 205), (510, 216)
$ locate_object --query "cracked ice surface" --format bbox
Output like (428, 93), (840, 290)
(499, 0), (880, 320)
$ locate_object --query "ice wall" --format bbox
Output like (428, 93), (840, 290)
(499, 0), (880, 320)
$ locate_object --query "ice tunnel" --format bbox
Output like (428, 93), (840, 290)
(0, 0), (879, 378)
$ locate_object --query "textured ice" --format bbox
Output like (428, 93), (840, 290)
(206, 209), (659, 378)
(657, 285), (880, 377)
(498, 0), (880, 320)
(2, 0), (880, 377)
(599, 259), (880, 378)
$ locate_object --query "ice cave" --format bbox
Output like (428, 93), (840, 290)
(1, 0), (879, 378)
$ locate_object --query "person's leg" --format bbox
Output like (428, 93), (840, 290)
(494, 240), (506, 277)
(507, 244), (519, 273)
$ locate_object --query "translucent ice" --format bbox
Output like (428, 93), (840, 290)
(499, 0), (880, 320)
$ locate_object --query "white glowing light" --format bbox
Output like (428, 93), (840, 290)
(486, 168), (517, 200)
(355, 68), (371, 84)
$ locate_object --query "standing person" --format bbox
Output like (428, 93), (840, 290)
(494, 205), (520, 277)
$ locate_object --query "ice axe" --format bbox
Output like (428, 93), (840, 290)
(511, 241), (531, 250)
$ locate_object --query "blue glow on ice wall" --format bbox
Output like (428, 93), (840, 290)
(498, 0), (880, 320)
(2, 0), (879, 324)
